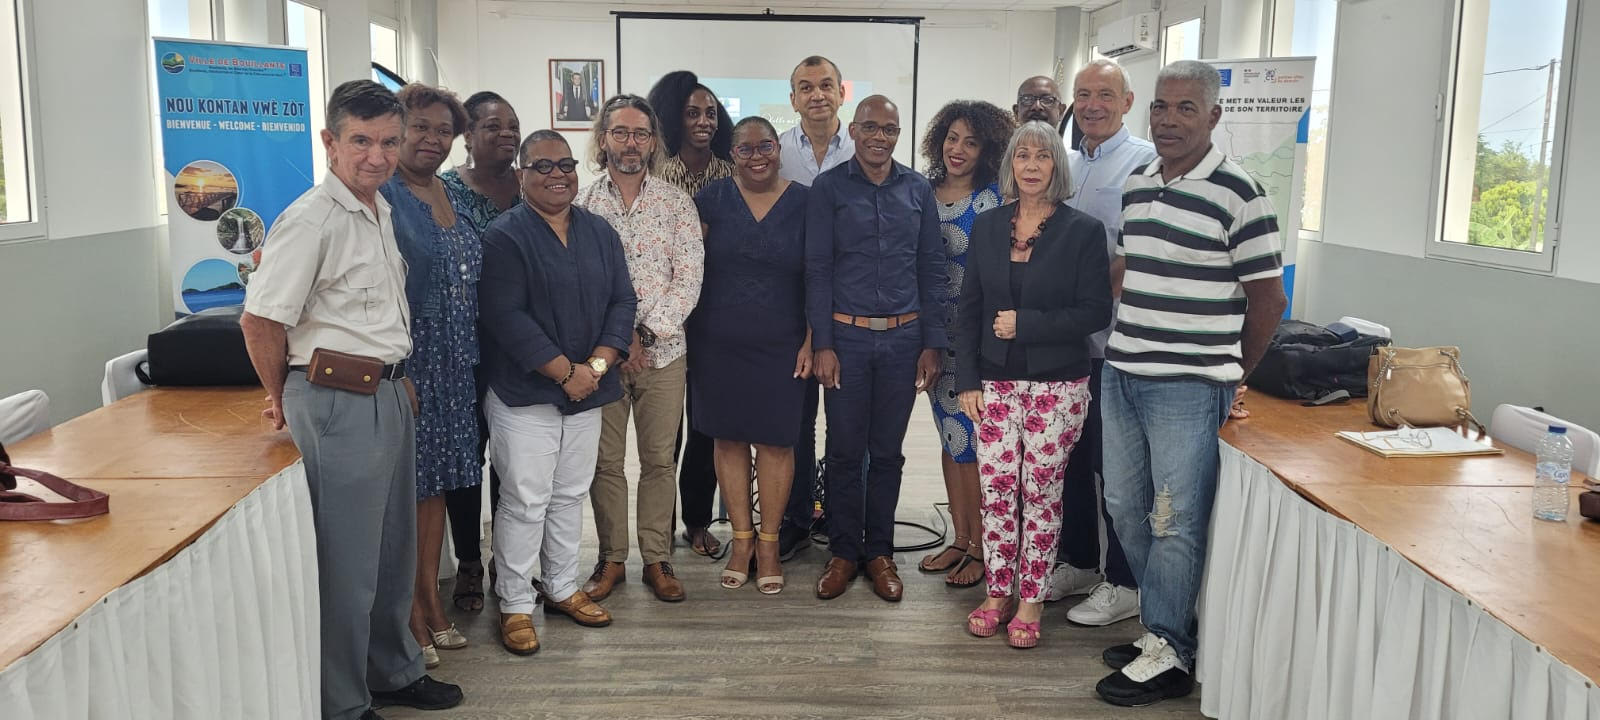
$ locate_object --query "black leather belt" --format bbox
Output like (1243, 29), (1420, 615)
(290, 360), (408, 380)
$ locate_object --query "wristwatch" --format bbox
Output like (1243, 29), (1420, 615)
(587, 356), (609, 375)
(635, 324), (657, 349)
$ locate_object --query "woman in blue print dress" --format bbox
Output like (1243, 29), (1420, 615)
(380, 84), (482, 668)
(916, 101), (1017, 587)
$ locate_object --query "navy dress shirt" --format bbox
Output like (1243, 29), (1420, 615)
(477, 203), (637, 414)
(804, 157), (948, 351)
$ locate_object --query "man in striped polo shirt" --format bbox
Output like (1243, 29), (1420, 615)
(1095, 60), (1287, 707)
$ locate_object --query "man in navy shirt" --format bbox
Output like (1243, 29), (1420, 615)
(806, 95), (946, 602)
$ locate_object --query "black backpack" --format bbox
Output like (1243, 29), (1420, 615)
(136, 306), (260, 387)
(1250, 320), (1390, 404)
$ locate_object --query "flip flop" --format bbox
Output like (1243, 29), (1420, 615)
(453, 561), (484, 612)
(945, 552), (985, 588)
(682, 527), (722, 557)
(919, 537), (972, 573)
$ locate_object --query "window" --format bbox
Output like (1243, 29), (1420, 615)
(1433, 0), (1578, 273)
(1162, 18), (1201, 65)
(1271, 0), (1336, 236)
(0, 0), (38, 237)
(147, 0), (213, 219)
(370, 20), (399, 80)
(287, 1), (326, 178)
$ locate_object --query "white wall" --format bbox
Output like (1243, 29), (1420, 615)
(437, 0), (1055, 185)
(0, 0), (166, 421)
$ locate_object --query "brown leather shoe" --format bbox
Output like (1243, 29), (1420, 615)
(864, 556), (904, 602)
(815, 556), (858, 600)
(543, 590), (612, 627)
(499, 613), (539, 655)
(581, 560), (625, 602)
(643, 561), (686, 602)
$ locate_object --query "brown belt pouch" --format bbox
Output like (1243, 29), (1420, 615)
(401, 377), (419, 417)
(306, 348), (383, 395)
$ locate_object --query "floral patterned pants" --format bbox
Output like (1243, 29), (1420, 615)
(976, 377), (1091, 601)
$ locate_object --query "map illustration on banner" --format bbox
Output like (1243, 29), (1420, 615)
(1206, 57), (1314, 315)
(154, 38), (312, 315)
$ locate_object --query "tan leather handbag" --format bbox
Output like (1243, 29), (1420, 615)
(1367, 346), (1486, 433)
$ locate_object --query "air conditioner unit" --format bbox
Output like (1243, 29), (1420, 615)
(1098, 12), (1157, 58)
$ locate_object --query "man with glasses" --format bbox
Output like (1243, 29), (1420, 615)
(806, 95), (945, 603)
(576, 94), (705, 605)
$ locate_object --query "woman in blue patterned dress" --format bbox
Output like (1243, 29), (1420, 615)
(380, 83), (481, 668)
(916, 101), (1017, 587)
(439, 91), (520, 613)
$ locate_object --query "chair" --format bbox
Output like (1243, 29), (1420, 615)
(0, 389), (50, 445)
(101, 348), (151, 406)
(1337, 316), (1392, 339)
(1490, 404), (1600, 477)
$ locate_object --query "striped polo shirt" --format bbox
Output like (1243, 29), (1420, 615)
(1106, 146), (1283, 383)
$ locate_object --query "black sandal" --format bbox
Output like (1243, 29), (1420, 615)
(945, 551), (985, 588)
(682, 527), (722, 557)
(919, 537), (972, 573)
(453, 561), (485, 612)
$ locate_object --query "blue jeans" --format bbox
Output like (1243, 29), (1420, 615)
(1100, 364), (1233, 669)
(821, 321), (923, 563)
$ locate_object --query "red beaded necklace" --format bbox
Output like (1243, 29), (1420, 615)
(1010, 204), (1057, 251)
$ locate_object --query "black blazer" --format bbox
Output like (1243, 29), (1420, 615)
(954, 201), (1112, 392)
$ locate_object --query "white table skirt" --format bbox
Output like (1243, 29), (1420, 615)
(1, 462), (319, 719)
(1197, 443), (1600, 720)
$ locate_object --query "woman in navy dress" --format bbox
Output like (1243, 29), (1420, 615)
(916, 101), (1016, 588)
(379, 83), (481, 667)
(687, 117), (810, 595)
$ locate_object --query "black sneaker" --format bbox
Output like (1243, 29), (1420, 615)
(359, 710), (386, 720)
(371, 674), (464, 711)
(1095, 636), (1194, 707)
(1102, 632), (1156, 670)
(778, 523), (812, 561)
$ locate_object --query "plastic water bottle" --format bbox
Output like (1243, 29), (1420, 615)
(1533, 425), (1573, 522)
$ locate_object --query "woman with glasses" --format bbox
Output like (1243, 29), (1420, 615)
(646, 71), (735, 559)
(955, 121), (1111, 649)
(440, 90), (520, 614)
(377, 83), (479, 668)
(478, 129), (636, 655)
(915, 101), (1016, 590)
(687, 117), (810, 594)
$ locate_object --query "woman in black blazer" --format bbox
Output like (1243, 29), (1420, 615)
(954, 120), (1112, 649)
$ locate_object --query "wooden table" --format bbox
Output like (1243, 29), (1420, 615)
(1199, 393), (1600, 718)
(0, 387), (299, 670)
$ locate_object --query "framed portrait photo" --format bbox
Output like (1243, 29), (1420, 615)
(550, 59), (604, 130)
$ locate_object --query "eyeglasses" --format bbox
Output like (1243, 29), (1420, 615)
(852, 122), (901, 138)
(733, 140), (778, 159)
(519, 158), (578, 175)
(607, 128), (654, 145)
(1018, 94), (1060, 108)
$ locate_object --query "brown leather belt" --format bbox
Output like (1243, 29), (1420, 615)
(832, 311), (918, 331)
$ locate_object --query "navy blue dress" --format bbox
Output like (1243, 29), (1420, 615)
(687, 178), (808, 447)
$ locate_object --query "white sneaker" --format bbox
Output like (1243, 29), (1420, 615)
(1121, 635), (1185, 682)
(1044, 563), (1103, 601)
(1067, 582), (1140, 626)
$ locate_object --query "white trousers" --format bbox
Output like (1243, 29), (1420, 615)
(485, 390), (603, 614)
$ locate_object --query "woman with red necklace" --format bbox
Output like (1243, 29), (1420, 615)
(952, 120), (1113, 649)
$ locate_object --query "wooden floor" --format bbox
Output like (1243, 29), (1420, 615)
(386, 407), (1205, 720)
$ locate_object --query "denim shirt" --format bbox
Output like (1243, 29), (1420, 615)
(380, 174), (480, 321)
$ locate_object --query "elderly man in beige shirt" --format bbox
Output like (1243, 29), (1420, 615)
(241, 80), (462, 720)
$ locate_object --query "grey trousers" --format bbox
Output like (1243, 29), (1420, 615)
(282, 371), (424, 720)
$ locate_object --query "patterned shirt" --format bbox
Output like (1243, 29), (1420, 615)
(1107, 146), (1283, 384)
(655, 155), (734, 199)
(575, 171), (704, 368)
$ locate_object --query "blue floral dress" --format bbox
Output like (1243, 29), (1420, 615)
(440, 168), (507, 236)
(929, 183), (1002, 463)
(382, 176), (485, 500)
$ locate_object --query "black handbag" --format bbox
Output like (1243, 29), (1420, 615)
(137, 306), (260, 386)
(1250, 319), (1390, 404)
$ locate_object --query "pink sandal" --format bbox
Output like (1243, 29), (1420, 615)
(966, 599), (1018, 638)
(1006, 617), (1041, 649)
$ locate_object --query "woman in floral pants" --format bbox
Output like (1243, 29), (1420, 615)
(952, 121), (1112, 649)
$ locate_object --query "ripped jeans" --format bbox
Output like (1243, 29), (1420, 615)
(1100, 364), (1234, 669)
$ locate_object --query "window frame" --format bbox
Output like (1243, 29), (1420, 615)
(1268, 0), (1342, 244)
(368, 15), (402, 79)
(0, 0), (46, 244)
(1426, 0), (1581, 275)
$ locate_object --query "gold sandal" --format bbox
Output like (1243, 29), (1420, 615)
(721, 529), (755, 589)
(756, 531), (785, 595)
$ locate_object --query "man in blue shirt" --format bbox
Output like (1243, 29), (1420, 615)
(806, 95), (945, 602)
(1049, 59), (1160, 629)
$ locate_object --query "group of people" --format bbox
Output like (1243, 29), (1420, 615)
(240, 50), (1285, 720)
